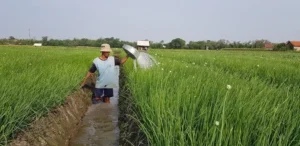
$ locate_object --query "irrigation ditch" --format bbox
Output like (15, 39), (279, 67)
(8, 77), (94, 146)
(8, 67), (147, 146)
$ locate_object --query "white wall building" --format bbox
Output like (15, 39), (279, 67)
(137, 40), (150, 51)
(33, 43), (42, 47)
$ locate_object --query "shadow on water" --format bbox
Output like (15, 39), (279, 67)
(69, 67), (120, 146)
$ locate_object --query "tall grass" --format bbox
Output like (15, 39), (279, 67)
(0, 46), (97, 145)
(158, 50), (300, 88)
(123, 50), (300, 145)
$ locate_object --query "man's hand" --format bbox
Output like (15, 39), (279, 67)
(80, 72), (92, 88)
(80, 81), (85, 88)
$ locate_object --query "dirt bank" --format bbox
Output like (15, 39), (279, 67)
(9, 85), (93, 146)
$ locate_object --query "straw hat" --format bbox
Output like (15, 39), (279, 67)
(100, 44), (112, 52)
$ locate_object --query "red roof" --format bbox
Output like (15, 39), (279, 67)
(264, 43), (273, 48)
(288, 41), (300, 47)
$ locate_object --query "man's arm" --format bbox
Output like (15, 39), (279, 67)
(80, 72), (93, 87)
(81, 63), (97, 87)
(115, 55), (129, 66)
(120, 56), (129, 64)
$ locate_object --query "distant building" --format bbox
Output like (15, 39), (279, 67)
(136, 40), (150, 51)
(287, 41), (300, 51)
(33, 43), (42, 47)
(264, 43), (273, 50)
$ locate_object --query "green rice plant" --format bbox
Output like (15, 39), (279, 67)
(156, 50), (300, 89)
(0, 46), (98, 145)
(123, 50), (300, 146)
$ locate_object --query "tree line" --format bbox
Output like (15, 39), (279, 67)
(0, 36), (291, 50)
(151, 38), (273, 50)
(0, 36), (135, 48)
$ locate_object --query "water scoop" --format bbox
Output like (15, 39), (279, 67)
(122, 44), (140, 59)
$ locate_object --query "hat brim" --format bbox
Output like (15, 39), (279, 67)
(100, 48), (112, 52)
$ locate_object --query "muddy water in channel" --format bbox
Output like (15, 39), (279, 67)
(70, 67), (120, 146)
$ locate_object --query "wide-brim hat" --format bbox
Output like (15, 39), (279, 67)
(100, 44), (112, 52)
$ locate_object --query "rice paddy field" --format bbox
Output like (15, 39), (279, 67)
(1, 46), (300, 145)
(123, 50), (300, 145)
(0, 46), (96, 145)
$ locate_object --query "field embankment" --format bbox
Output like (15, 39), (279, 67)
(9, 89), (91, 146)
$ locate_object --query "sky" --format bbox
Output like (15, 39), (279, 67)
(1, 0), (299, 43)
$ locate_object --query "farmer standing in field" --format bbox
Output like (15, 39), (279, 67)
(81, 44), (129, 103)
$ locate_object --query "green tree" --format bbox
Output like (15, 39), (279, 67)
(216, 39), (227, 49)
(273, 43), (289, 51)
(169, 38), (186, 49)
(150, 41), (163, 49)
(42, 36), (48, 45)
(8, 36), (15, 40)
